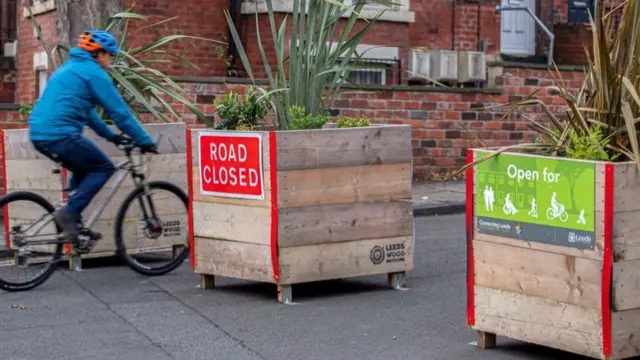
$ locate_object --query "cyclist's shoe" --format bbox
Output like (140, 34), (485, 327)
(53, 207), (79, 242)
(73, 228), (102, 254)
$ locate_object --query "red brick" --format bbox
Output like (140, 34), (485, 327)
(426, 130), (446, 139)
(445, 112), (460, 120)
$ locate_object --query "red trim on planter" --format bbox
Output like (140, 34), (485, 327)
(0, 129), (7, 248)
(186, 127), (195, 271)
(603, 163), (614, 356)
(269, 132), (280, 282)
(466, 149), (475, 326)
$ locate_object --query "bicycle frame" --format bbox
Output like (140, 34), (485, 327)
(12, 134), (163, 245)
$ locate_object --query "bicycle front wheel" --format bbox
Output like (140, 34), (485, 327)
(114, 181), (189, 276)
(0, 191), (63, 292)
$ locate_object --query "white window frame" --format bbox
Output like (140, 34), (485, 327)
(33, 51), (49, 99)
(241, 0), (414, 23)
(343, 0), (409, 11)
(37, 69), (48, 99)
(23, 0), (55, 18)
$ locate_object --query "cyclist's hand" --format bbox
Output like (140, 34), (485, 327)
(140, 143), (158, 154)
(111, 134), (132, 146)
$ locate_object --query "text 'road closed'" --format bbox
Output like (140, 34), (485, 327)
(198, 132), (264, 199)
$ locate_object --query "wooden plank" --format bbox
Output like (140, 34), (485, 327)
(191, 166), (272, 208)
(612, 162), (640, 213)
(474, 286), (603, 359)
(5, 159), (60, 192)
(277, 163), (411, 208)
(3, 130), (43, 160)
(192, 201), (271, 245)
(275, 125), (411, 170)
(474, 240), (602, 309)
(188, 129), (271, 169)
(278, 201), (413, 247)
(612, 211), (640, 261)
(194, 237), (274, 283)
(612, 260), (640, 311)
(474, 232), (604, 261)
(612, 308), (640, 359)
(3, 123), (188, 161)
(84, 123), (189, 157)
(278, 235), (413, 285)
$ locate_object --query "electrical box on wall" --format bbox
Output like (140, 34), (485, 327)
(4, 41), (17, 58)
(429, 50), (458, 82)
(458, 51), (487, 83)
(408, 48), (430, 80)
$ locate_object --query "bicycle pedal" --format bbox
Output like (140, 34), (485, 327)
(15, 254), (28, 268)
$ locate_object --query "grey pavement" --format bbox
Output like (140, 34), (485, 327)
(0, 215), (591, 360)
(412, 180), (466, 216)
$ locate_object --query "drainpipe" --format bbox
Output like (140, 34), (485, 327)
(452, 0), (456, 50)
(228, 0), (238, 72)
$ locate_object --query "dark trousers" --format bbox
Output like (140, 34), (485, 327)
(32, 134), (116, 221)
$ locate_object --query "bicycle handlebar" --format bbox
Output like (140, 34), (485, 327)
(116, 133), (163, 154)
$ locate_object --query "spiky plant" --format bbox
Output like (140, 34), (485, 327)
(452, 0), (640, 177)
(28, 5), (226, 126)
(224, 0), (399, 129)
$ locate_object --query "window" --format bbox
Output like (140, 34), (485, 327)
(346, 68), (386, 85)
(568, 0), (594, 23)
(334, 44), (401, 86)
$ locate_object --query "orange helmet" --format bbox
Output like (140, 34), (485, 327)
(77, 30), (120, 54)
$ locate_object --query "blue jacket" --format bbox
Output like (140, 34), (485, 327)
(29, 47), (153, 146)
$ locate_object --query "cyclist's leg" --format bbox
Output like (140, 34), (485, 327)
(33, 135), (116, 237)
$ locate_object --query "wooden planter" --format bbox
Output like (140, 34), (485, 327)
(1, 123), (192, 270)
(467, 149), (640, 360)
(187, 124), (415, 303)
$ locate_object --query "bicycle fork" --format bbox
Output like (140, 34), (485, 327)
(132, 173), (162, 238)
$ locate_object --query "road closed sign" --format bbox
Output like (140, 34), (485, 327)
(198, 131), (264, 199)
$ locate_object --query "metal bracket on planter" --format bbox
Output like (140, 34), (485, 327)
(495, 5), (555, 67)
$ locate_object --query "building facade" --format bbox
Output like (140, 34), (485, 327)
(0, 0), (596, 178)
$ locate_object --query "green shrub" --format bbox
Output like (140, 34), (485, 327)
(336, 115), (371, 128)
(214, 87), (271, 131)
(566, 126), (613, 161)
(288, 105), (330, 130)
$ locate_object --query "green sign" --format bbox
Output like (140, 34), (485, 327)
(474, 152), (596, 249)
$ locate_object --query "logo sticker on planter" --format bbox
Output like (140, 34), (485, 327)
(474, 152), (596, 249)
(198, 131), (264, 199)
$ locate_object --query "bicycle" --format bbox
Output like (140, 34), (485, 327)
(0, 134), (190, 292)
(546, 206), (569, 223)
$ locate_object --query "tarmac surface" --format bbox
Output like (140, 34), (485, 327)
(1, 214), (592, 360)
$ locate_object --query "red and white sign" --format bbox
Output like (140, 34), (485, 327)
(198, 131), (264, 199)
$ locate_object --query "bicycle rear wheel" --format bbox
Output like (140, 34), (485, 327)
(0, 191), (63, 292)
(114, 181), (189, 276)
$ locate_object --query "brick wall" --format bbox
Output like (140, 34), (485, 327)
(16, 0), (58, 104)
(0, 65), (586, 180)
(13, 0), (600, 104)
(122, 0), (229, 78)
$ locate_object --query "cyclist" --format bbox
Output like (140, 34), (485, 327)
(28, 30), (157, 249)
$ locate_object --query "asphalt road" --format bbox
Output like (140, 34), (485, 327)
(1, 214), (593, 360)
